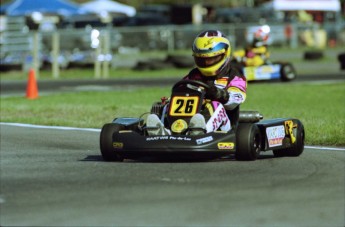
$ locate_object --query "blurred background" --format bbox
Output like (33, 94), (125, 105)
(0, 0), (344, 75)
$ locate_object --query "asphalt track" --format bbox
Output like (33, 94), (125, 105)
(1, 123), (344, 226)
(1, 73), (345, 226)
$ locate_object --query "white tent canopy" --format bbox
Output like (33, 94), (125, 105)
(270, 0), (341, 12)
(80, 0), (136, 17)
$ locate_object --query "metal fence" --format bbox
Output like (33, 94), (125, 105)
(1, 16), (344, 74)
(38, 22), (343, 52)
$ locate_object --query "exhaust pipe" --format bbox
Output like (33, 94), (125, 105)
(239, 111), (263, 123)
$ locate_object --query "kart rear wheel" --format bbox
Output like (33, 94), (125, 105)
(273, 121), (305, 157)
(100, 123), (124, 162)
(280, 63), (296, 81)
(235, 123), (261, 161)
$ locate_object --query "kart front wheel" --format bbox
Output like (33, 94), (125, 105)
(100, 123), (124, 162)
(273, 121), (305, 157)
(235, 123), (261, 161)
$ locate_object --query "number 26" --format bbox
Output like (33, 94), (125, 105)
(174, 99), (194, 114)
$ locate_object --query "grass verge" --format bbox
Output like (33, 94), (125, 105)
(1, 82), (344, 146)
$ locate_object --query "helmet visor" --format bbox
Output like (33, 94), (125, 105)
(194, 54), (224, 68)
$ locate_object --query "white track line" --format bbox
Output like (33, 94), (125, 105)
(1, 122), (344, 151)
(0, 122), (101, 132)
(304, 146), (345, 151)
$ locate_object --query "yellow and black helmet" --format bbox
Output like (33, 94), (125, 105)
(192, 30), (231, 77)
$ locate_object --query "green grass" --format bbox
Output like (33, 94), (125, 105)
(0, 67), (188, 80)
(1, 82), (344, 146)
(242, 82), (345, 146)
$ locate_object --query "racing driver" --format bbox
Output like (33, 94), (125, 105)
(236, 25), (271, 67)
(147, 30), (247, 136)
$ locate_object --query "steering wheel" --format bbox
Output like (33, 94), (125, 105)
(172, 80), (210, 92)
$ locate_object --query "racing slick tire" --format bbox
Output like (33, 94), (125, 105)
(338, 53), (345, 70)
(280, 63), (296, 81)
(235, 123), (262, 161)
(273, 121), (305, 157)
(304, 51), (323, 60)
(100, 123), (124, 162)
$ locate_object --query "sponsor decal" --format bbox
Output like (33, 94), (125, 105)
(259, 65), (274, 73)
(204, 38), (214, 48)
(266, 125), (285, 147)
(196, 136), (213, 145)
(146, 136), (192, 141)
(244, 65), (281, 80)
(217, 142), (235, 150)
(146, 136), (170, 141)
(171, 119), (188, 133)
(113, 142), (123, 149)
(207, 105), (229, 132)
(255, 65), (281, 80)
(284, 120), (297, 143)
(229, 92), (244, 103)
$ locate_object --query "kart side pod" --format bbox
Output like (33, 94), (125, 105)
(255, 118), (305, 156)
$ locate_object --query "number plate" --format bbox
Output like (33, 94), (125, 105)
(169, 96), (200, 117)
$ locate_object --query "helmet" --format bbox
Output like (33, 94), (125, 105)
(192, 30), (231, 77)
(253, 25), (270, 47)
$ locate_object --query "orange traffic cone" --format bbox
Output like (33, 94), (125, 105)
(26, 69), (39, 99)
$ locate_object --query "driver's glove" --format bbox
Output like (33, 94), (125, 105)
(205, 81), (229, 104)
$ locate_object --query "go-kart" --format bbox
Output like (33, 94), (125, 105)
(231, 50), (297, 82)
(100, 80), (304, 161)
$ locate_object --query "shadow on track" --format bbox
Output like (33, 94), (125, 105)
(80, 153), (276, 163)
